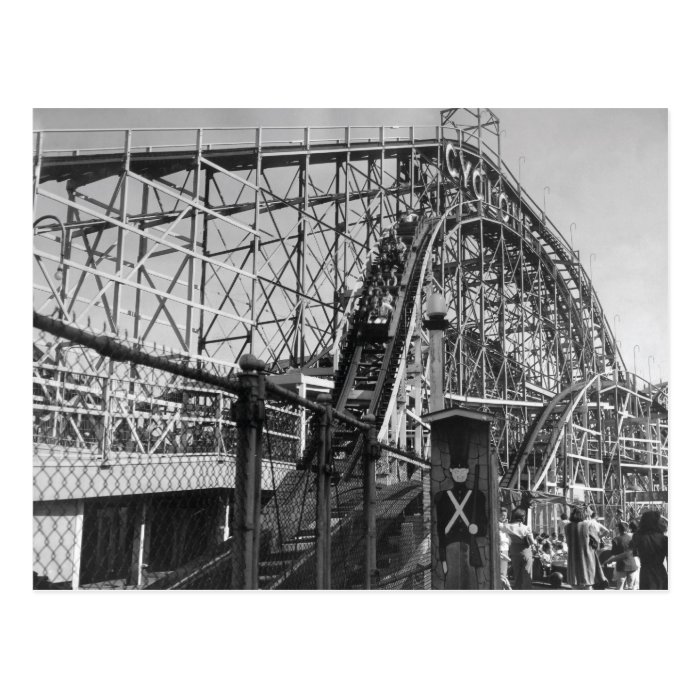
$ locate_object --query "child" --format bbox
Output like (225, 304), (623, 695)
(539, 541), (553, 579)
(498, 507), (512, 590)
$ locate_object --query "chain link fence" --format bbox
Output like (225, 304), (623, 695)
(257, 410), (328, 590)
(33, 313), (431, 590)
(373, 447), (431, 590)
(34, 320), (248, 590)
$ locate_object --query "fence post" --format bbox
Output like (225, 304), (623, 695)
(316, 395), (333, 589)
(363, 413), (380, 589)
(232, 354), (266, 589)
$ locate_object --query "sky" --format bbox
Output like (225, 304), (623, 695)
(34, 108), (668, 382)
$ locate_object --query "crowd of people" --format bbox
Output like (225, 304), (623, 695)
(498, 504), (668, 591)
(355, 229), (407, 325)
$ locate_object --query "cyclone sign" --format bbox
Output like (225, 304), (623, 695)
(442, 142), (535, 232)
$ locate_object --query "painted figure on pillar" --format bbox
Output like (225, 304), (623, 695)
(434, 463), (488, 589)
(425, 407), (498, 589)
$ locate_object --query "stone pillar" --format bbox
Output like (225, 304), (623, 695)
(423, 407), (500, 590)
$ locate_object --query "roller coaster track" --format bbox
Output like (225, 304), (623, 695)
(332, 217), (437, 419)
(239, 214), (443, 589)
(502, 375), (604, 490)
(33, 112), (668, 590)
(34, 128), (617, 379)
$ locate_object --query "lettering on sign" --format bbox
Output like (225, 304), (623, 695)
(442, 142), (540, 234)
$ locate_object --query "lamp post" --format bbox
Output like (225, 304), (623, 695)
(34, 214), (68, 290)
(589, 254), (596, 370)
(497, 129), (506, 169)
(613, 314), (621, 379)
(543, 186), (550, 224)
(633, 344), (640, 390)
(647, 355), (655, 428)
(569, 223), (576, 255)
(617, 340), (623, 378)
(424, 291), (449, 412)
(518, 156), (525, 214)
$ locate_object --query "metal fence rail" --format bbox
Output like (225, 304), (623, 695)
(33, 312), (431, 590)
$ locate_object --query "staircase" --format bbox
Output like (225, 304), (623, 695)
(259, 481), (366, 589)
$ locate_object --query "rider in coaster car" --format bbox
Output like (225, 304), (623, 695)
(380, 231), (396, 263)
(378, 248), (391, 268)
(377, 230), (390, 251)
(389, 235), (406, 270)
(378, 291), (394, 322)
(368, 295), (381, 322)
(385, 266), (399, 291)
(395, 235), (407, 260)
(356, 297), (370, 322)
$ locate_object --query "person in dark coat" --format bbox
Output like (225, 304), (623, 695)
(633, 510), (668, 590)
(434, 464), (488, 589)
(606, 521), (639, 590)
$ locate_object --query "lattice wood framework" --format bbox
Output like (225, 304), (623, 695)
(33, 110), (667, 512)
